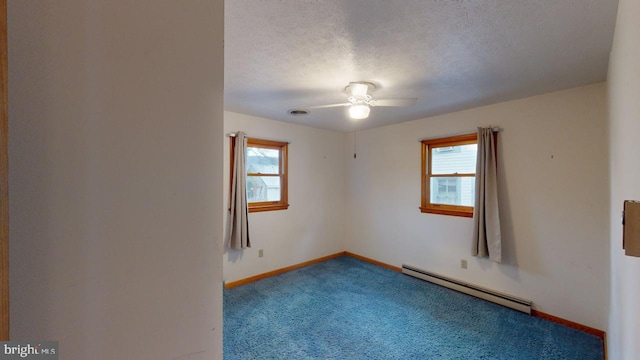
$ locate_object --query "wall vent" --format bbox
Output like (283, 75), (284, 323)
(402, 264), (532, 314)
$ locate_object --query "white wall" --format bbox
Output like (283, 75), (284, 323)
(8, 1), (224, 359)
(223, 112), (346, 283)
(345, 83), (609, 330)
(607, 0), (640, 357)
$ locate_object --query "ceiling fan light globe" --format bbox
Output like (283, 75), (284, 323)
(349, 104), (370, 119)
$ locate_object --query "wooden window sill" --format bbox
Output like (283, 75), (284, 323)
(419, 207), (473, 218)
(249, 203), (290, 213)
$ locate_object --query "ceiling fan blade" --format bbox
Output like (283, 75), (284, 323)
(373, 98), (417, 107)
(307, 103), (351, 109)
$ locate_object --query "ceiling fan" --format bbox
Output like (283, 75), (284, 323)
(308, 82), (417, 120)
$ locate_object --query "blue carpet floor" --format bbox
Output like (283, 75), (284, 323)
(224, 256), (603, 359)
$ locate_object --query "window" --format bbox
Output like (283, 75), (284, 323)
(421, 134), (478, 217)
(231, 137), (289, 212)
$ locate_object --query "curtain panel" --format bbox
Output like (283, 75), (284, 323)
(472, 127), (501, 262)
(228, 131), (250, 249)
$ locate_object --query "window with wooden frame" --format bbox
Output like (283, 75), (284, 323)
(231, 137), (289, 212)
(421, 134), (478, 217)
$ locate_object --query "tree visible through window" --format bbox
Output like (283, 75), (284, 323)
(421, 134), (477, 217)
(231, 137), (289, 212)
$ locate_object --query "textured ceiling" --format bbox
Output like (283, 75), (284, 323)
(224, 0), (619, 132)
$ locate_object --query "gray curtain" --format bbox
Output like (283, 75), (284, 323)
(472, 127), (501, 262)
(228, 131), (250, 249)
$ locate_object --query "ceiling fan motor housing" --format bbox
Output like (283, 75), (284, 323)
(346, 82), (375, 105)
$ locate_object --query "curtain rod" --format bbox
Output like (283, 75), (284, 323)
(226, 132), (291, 144)
(418, 127), (502, 142)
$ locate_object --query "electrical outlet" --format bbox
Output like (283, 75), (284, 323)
(461, 259), (467, 269)
(258, 249), (264, 258)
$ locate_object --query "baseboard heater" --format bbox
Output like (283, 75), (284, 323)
(402, 264), (532, 314)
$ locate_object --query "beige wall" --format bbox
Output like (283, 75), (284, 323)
(8, 1), (224, 359)
(223, 112), (346, 283)
(607, 0), (640, 357)
(345, 83), (609, 330)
